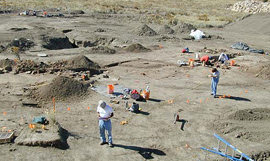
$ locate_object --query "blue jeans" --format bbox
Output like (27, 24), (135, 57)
(99, 119), (112, 144)
(211, 79), (218, 96)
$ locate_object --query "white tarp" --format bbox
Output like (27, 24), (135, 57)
(189, 29), (205, 40)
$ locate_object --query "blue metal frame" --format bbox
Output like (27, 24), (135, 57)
(200, 147), (243, 161)
(200, 133), (254, 161)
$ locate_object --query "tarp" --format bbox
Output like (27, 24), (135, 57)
(189, 30), (205, 40)
(230, 42), (264, 54)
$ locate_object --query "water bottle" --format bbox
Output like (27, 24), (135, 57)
(143, 86), (150, 100)
(146, 86), (150, 93)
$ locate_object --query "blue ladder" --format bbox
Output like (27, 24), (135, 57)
(200, 134), (254, 161)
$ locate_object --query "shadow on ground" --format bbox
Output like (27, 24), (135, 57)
(217, 95), (251, 102)
(147, 98), (163, 102)
(57, 127), (70, 150)
(113, 144), (166, 159)
(138, 111), (150, 115)
(176, 119), (188, 131)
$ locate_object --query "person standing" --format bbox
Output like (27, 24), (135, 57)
(97, 100), (114, 147)
(210, 68), (220, 98)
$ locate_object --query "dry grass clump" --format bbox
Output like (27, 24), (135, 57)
(198, 14), (209, 21)
(2, 0), (247, 27)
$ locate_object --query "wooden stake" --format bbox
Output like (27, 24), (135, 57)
(52, 97), (55, 112)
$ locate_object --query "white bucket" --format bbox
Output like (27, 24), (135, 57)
(195, 53), (201, 59)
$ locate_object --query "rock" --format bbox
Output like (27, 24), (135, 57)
(103, 74), (109, 78)
(95, 28), (106, 32)
(37, 53), (48, 57)
(70, 10), (85, 14)
(0, 59), (13, 71)
(9, 148), (16, 151)
(230, 0), (270, 14)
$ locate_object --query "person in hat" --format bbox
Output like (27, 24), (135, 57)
(97, 100), (114, 147)
(209, 68), (220, 98)
(200, 55), (213, 66)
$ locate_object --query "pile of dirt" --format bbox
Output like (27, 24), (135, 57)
(251, 151), (270, 161)
(0, 56), (101, 75)
(41, 31), (76, 50)
(16, 60), (49, 74)
(227, 108), (270, 121)
(0, 58), (14, 71)
(90, 46), (116, 54)
(7, 38), (35, 51)
(34, 76), (89, 101)
(174, 22), (196, 34)
(65, 55), (100, 72)
(158, 25), (174, 35)
(244, 61), (270, 79)
(199, 47), (227, 54)
(132, 24), (157, 36)
(124, 43), (151, 53)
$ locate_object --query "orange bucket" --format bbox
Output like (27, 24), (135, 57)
(143, 90), (150, 100)
(230, 60), (235, 66)
(107, 85), (114, 94)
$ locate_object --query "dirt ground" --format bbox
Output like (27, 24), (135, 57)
(0, 11), (270, 161)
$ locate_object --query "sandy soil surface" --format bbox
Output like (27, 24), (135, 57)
(0, 12), (270, 161)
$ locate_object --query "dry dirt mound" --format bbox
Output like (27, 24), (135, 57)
(158, 25), (174, 35)
(245, 61), (270, 79)
(41, 31), (75, 50)
(225, 14), (270, 35)
(65, 55), (100, 72)
(34, 76), (89, 101)
(132, 24), (157, 36)
(174, 22), (196, 34)
(124, 43), (151, 52)
(0, 58), (14, 71)
(90, 46), (116, 54)
(228, 108), (270, 121)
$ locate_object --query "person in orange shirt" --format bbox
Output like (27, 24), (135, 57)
(200, 55), (213, 66)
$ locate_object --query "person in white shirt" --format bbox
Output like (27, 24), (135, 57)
(218, 53), (229, 64)
(97, 100), (114, 147)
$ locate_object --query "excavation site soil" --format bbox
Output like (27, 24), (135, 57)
(0, 11), (270, 161)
